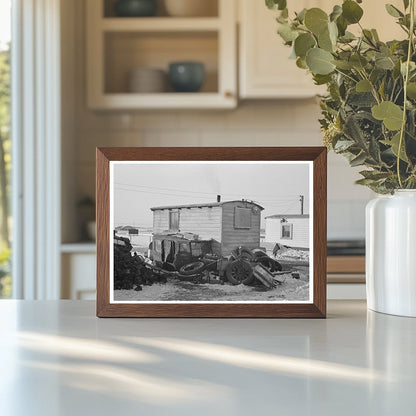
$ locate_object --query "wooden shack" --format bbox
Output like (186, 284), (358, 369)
(265, 214), (310, 249)
(150, 200), (264, 256)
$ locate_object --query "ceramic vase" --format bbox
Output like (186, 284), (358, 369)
(366, 190), (416, 317)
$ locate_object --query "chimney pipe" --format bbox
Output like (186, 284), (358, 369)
(217, 195), (221, 203)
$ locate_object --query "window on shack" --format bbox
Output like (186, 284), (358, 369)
(281, 224), (293, 239)
(169, 210), (179, 231)
(234, 207), (251, 229)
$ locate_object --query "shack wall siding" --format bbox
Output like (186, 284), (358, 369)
(221, 203), (261, 255)
(152, 206), (222, 241)
(265, 217), (310, 248)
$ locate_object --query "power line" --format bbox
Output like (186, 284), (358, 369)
(114, 187), (214, 199)
(114, 181), (306, 200)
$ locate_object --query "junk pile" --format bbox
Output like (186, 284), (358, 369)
(114, 228), (303, 291)
(114, 235), (167, 291)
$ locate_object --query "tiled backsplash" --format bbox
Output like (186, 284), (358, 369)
(72, 101), (374, 240)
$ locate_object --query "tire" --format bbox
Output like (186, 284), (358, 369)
(239, 248), (254, 261)
(179, 261), (206, 276)
(226, 259), (254, 285)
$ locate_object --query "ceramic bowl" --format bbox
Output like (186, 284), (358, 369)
(168, 62), (205, 92)
(114, 0), (158, 17)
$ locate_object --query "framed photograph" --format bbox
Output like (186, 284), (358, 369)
(96, 147), (327, 318)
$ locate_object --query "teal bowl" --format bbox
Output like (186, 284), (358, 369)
(168, 62), (205, 93)
(114, 0), (157, 17)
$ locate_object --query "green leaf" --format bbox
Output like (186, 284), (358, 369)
(333, 60), (353, 70)
(350, 54), (368, 70)
(294, 33), (316, 58)
(407, 82), (416, 99)
(306, 48), (335, 75)
(328, 21), (338, 44)
(372, 101), (404, 131)
(381, 132), (408, 162)
(296, 57), (308, 69)
(375, 55), (395, 70)
(350, 152), (367, 167)
(296, 8), (307, 23)
(356, 79), (372, 92)
(304, 8), (329, 35)
(330, 5), (342, 22)
(277, 23), (298, 43)
(313, 74), (332, 85)
(401, 61), (416, 76)
(266, 0), (287, 11)
(403, 0), (410, 10)
(342, 0), (364, 24)
(363, 29), (376, 46)
(334, 140), (355, 152)
(318, 27), (334, 52)
(385, 4), (404, 18)
(339, 31), (356, 43)
(360, 170), (391, 181)
(371, 29), (380, 42)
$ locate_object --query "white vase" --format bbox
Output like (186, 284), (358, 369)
(366, 190), (416, 317)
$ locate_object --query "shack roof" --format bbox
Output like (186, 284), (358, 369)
(150, 200), (264, 211)
(265, 214), (310, 219)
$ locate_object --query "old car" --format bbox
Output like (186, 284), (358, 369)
(149, 232), (284, 286)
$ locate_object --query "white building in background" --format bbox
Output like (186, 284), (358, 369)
(265, 214), (310, 249)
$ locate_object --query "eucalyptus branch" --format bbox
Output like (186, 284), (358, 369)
(358, 69), (381, 104)
(397, 0), (415, 188)
(334, 68), (358, 84)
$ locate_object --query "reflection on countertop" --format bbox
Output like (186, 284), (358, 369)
(0, 300), (416, 415)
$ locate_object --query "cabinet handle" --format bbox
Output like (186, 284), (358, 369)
(225, 91), (234, 99)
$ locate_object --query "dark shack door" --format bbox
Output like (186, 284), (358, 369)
(169, 210), (179, 231)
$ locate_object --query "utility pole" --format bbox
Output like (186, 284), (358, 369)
(299, 195), (304, 215)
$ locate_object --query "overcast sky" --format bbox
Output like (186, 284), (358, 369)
(113, 162), (311, 228)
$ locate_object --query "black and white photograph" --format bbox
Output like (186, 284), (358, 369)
(110, 161), (313, 303)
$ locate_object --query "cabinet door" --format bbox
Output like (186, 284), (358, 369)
(239, 0), (404, 99)
(62, 253), (96, 300)
(239, 0), (326, 99)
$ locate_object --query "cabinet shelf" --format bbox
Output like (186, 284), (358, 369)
(87, 0), (236, 110)
(90, 92), (235, 110)
(101, 17), (221, 32)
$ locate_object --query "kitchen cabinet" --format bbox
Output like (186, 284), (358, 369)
(86, 0), (237, 109)
(239, 0), (325, 99)
(238, 0), (404, 99)
(61, 245), (96, 300)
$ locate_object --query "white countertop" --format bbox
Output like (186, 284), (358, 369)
(0, 300), (415, 416)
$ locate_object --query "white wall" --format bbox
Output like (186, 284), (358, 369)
(265, 217), (309, 249)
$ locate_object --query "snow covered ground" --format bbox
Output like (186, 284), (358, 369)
(114, 266), (310, 302)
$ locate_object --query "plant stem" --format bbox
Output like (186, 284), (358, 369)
(334, 68), (358, 84)
(397, 0), (415, 188)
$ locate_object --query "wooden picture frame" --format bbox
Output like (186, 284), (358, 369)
(96, 147), (327, 318)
